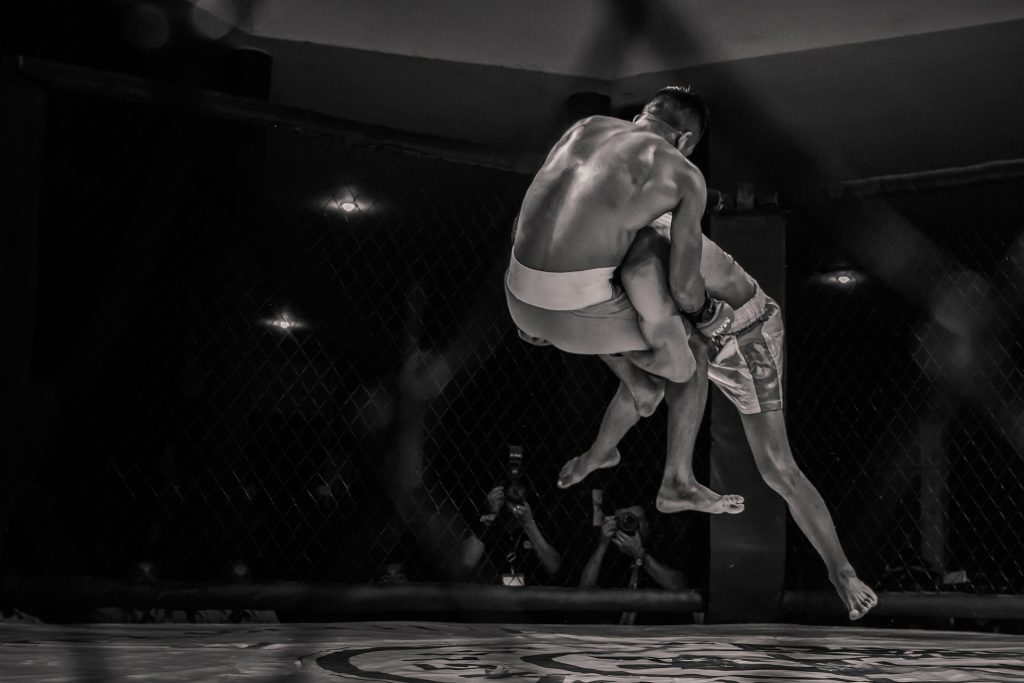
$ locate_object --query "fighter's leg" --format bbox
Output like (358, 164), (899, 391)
(557, 355), (664, 489)
(602, 352), (665, 418)
(740, 409), (877, 620)
(656, 335), (745, 515)
(618, 227), (743, 514)
(619, 227), (697, 384)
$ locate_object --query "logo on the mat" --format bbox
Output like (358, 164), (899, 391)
(313, 635), (1024, 682)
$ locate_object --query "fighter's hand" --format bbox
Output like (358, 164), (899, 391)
(485, 486), (505, 513)
(695, 298), (736, 339)
(612, 531), (644, 560)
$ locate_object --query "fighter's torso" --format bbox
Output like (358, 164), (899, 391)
(513, 116), (694, 272)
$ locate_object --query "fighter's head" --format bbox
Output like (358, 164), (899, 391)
(634, 85), (709, 156)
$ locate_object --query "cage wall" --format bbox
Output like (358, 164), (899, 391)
(9, 88), (706, 592)
(784, 179), (1024, 596)
(6, 81), (1022, 610)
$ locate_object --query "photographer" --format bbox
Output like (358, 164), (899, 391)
(579, 504), (687, 624)
(460, 483), (562, 585)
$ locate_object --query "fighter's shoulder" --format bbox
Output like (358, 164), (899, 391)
(574, 115), (629, 131)
(585, 114), (629, 126)
(667, 155), (706, 195)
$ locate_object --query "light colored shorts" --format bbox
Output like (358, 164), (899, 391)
(504, 254), (649, 355)
(709, 297), (784, 414)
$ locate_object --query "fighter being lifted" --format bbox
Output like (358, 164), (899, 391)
(561, 214), (879, 621)
(505, 86), (744, 515)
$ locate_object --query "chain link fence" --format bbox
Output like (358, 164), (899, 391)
(785, 179), (1024, 597)
(7, 77), (1023, 608)
(15, 86), (707, 594)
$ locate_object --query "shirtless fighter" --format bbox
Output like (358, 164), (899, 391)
(506, 86), (743, 515)
(558, 220), (879, 620)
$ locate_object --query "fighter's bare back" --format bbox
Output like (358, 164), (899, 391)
(513, 115), (703, 275)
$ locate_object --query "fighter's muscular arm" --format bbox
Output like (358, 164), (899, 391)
(667, 166), (708, 314)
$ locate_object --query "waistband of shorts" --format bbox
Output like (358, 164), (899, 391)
(729, 286), (769, 333)
(506, 251), (618, 311)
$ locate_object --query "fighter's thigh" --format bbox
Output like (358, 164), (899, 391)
(738, 410), (803, 489)
(620, 227), (677, 321)
(739, 409), (794, 465)
(708, 312), (784, 414)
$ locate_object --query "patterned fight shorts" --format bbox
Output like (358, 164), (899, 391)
(708, 298), (784, 414)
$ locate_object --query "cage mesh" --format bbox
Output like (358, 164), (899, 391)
(784, 182), (1024, 595)
(8, 86), (1022, 605)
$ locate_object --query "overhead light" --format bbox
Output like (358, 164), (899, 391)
(813, 269), (865, 288)
(257, 310), (308, 333)
(321, 197), (363, 215)
(316, 184), (388, 217)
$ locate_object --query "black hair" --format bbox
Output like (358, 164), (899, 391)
(648, 85), (710, 139)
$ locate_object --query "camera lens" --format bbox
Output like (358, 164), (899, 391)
(616, 512), (640, 536)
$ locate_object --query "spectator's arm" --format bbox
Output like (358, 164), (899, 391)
(525, 522), (561, 575)
(579, 542), (608, 588)
(513, 502), (561, 575)
(641, 552), (686, 592)
(456, 487), (506, 578)
(579, 518), (616, 588)
(458, 533), (486, 577)
(614, 531), (686, 592)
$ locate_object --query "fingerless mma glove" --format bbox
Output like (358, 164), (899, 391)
(682, 290), (735, 338)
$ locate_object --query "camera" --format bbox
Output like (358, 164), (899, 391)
(504, 445), (527, 505)
(616, 511), (640, 536)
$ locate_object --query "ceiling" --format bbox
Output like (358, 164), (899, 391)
(10, 0), (1024, 188)
(207, 0), (1024, 79)
(198, 0), (1024, 188)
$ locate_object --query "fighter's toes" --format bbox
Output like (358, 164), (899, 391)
(556, 457), (582, 489)
(844, 580), (877, 620)
(849, 599), (874, 621)
(557, 450), (620, 489)
(717, 494), (745, 514)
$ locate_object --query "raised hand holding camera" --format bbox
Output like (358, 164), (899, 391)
(485, 486), (505, 515)
(612, 527), (645, 562)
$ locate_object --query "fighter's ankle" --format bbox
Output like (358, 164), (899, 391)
(830, 566), (857, 583)
(665, 475), (696, 488)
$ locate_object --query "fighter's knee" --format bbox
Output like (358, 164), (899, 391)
(622, 228), (669, 273)
(760, 460), (801, 496)
(635, 225), (670, 252)
(661, 356), (696, 384)
(621, 249), (661, 287)
(635, 380), (666, 417)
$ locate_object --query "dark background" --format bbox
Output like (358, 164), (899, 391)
(2, 0), (1023, 614)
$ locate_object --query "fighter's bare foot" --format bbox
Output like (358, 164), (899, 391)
(834, 571), (878, 620)
(557, 448), (621, 489)
(656, 482), (745, 514)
